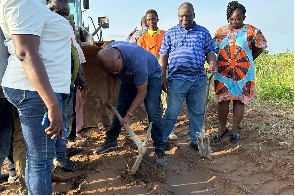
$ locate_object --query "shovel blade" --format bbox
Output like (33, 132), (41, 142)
(128, 123), (152, 175)
(197, 132), (212, 160)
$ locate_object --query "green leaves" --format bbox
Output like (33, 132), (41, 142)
(255, 51), (294, 104)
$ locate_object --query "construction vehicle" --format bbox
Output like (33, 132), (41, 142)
(68, 0), (117, 127)
(68, 1), (149, 174)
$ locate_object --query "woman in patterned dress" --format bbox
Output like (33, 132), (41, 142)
(213, 1), (267, 143)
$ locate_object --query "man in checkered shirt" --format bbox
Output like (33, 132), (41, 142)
(159, 2), (217, 150)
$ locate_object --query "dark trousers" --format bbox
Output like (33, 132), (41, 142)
(105, 78), (165, 151)
(0, 98), (13, 174)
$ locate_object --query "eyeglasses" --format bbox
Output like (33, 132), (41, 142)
(178, 14), (193, 20)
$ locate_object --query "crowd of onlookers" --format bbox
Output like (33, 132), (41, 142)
(0, 0), (267, 195)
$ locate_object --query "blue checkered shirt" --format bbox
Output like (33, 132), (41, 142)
(159, 21), (215, 81)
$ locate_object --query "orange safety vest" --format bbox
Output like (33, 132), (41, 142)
(138, 29), (165, 57)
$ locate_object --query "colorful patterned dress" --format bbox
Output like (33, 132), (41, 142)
(213, 24), (267, 104)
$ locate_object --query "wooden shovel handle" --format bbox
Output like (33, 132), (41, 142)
(110, 106), (152, 175)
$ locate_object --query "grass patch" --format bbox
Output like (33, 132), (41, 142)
(255, 51), (294, 104)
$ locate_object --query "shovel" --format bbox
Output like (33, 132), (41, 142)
(197, 74), (213, 160)
(111, 106), (152, 175)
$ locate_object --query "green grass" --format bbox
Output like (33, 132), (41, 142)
(255, 51), (294, 104)
(249, 51), (294, 137)
(243, 51), (294, 137)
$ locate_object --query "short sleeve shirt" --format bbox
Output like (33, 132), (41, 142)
(106, 41), (161, 86)
(0, 0), (72, 93)
(159, 22), (215, 81)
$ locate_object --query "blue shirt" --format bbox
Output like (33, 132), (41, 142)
(159, 21), (215, 81)
(106, 41), (161, 86)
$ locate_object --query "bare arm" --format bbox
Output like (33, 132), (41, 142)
(206, 53), (217, 73)
(252, 45), (263, 61)
(121, 82), (147, 126)
(158, 54), (169, 92)
(11, 34), (63, 139)
(128, 82), (147, 115)
(75, 70), (89, 93)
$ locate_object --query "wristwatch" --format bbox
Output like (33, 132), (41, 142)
(127, 111), (133, 117)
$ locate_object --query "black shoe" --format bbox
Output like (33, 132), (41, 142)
(0, 173), (9, 182)
(155, 149), (167, 167)
(56, 158), (82, 172)
(66, 147), (83, 157)
(93, 141), (118, 154)
(190, 142), (199, 150)
(213, 128), (229, 143)
(230, 133), (240, 143)
(164, 141), (172, 151)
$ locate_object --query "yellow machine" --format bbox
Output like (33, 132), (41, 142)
(69, 0), (117, 127)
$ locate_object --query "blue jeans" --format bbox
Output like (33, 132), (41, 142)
(105, 77), (165, 150)
(3, 87), (62, 195)
(162, 78), (206, 144)
(0, 98), (13, 173)
(55, 86), (74, 161)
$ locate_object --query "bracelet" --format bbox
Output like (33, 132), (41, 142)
(127, 111), (133, 117)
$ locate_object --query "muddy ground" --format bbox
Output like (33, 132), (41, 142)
(1, 45), (294, 194)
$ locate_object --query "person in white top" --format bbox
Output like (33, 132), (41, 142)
(0, 0), (72, 194)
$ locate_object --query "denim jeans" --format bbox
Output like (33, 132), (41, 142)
(0, 98), (13, 174)
(162, 78), (206, 144)
(55, 86), (74, 161)
(105, 77), (165, 150)
(3, 87), (62, 195)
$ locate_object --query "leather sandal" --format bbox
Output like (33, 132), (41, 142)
(230, 133), (240, 143)
(213, 128), (229, 143)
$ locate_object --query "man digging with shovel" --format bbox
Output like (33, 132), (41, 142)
(94, 41), (167, 167)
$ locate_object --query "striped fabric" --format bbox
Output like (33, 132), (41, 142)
(160, 22), (215, 81)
